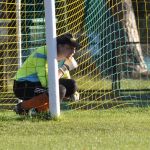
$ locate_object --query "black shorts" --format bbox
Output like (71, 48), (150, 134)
(13, 78), (77, 100)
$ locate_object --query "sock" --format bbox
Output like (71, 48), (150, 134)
(21, 93), (49, 112)
(36, 103), (49, 112)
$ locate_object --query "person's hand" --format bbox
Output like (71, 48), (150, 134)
(64, 57), (78, 71)
(70, 91), (80, 101)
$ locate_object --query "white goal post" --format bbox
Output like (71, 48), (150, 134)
(44, 0), (60, 117)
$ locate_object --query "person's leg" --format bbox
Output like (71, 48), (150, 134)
(13, 80), (43, 100)
(20, 93), (49, 111)
(13, 81), (49, 113)
(35, 84), (66, 112)
(14, 80), (67, 113)
(59, 84), (66, 101)
(13, 80), (72, 113)
(14, 93), (49, 114)
(59, 78), (77, 97)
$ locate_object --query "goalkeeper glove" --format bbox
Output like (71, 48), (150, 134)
(64, 57), (78, 71)
(59, 57), (78, 75)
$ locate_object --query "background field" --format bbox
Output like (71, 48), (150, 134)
(0, 108), (150, 150)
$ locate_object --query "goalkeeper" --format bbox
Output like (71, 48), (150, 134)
(13, 33), (80, 115)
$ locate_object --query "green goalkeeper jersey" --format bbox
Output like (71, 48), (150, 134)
(15, 46), (48, 87)
(15, 46), (70, 87)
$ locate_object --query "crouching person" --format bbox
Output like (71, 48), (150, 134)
(58, 61), (80, 102)
(13, 33), (79, 115)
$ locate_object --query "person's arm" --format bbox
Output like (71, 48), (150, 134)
(60, 58), (80, 101)
(58, 69), (66, 79)
(35, 55), (78, 86)
(58, 57), (78, 79)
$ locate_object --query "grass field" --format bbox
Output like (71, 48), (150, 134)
(76, 77), (150, 90)
(0, 108), (150, 150)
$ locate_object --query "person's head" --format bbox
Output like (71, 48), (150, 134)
(57, 33), (79, 60)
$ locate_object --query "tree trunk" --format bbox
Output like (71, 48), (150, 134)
(110, 0), (148, 78)
(122, 0), (147, 73)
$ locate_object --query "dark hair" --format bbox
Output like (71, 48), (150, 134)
(57, 33), (79, 48)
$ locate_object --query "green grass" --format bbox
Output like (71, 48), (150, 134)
(0, 108), (150, 150)
(76, 76), (150, 90)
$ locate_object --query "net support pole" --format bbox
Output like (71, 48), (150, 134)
(16, 0), (22, 67)
(44, 0), (60, 118)
(16, 0), (22, 103)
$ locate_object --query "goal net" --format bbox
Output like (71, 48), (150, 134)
(0, 0), (150, 111)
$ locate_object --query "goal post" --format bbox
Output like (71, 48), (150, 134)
(44, 0), (60, 117)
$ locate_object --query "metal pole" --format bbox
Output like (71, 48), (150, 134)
(44, 0), (60, 118)
(16, 0), (22, 103)
(16, 0), (22, 67)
